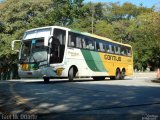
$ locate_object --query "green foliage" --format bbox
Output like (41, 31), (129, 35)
(50, 0), (84, 26)
(0, 0), (159, 73)
(103, 2), (154, 22)
(94, 20), (115, 38)
(131, 12), (160, 70)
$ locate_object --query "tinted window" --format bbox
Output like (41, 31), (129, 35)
(126, 47), (132, 56)
(67, 31), (132, 57)
(114, 44), (121, 55)
(96, 39), (105, 52)
(108, 43), (115, 54)
(82, 36), (95, 50)
(76, 35), (82, 48)
(68, 32), (76, 47)
(54, 29), (66, 45)
(68, 32), (83, 48)
(120, 46), (129, 56)
(105, 42), (110, 53)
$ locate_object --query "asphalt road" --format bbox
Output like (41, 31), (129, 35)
(0, 72), (160, 120)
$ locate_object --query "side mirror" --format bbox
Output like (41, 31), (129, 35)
(11, 40), (21, 52)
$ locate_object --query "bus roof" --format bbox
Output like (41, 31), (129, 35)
(25, 26), (132, 47)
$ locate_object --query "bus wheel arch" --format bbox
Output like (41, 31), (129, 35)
(68, 65), (78, 81)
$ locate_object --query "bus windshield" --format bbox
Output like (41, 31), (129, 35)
(20, 38), (48, 64)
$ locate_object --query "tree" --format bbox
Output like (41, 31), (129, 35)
(103, 2), (154, 22)
(131, 12), (160, 70)
(0, 0), (52, 79)
(50, 0), (84, 26)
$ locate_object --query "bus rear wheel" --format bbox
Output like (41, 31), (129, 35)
(121, 69), (126, 80)
(110, 69), (121, 80)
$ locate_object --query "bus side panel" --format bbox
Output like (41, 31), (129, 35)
(65, 48), (91, 76)
(80, 49), (109, 76)
(65, 48), (109, 77)
(99, 53), (133, 76)
(99, 53), (116, 76)
(90, 51), (108, 72)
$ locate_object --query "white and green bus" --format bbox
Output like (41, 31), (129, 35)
(12, 26), (133, 82)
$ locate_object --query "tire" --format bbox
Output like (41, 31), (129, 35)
(121, 70), (126, 80)
(110, 69), (121, 80)
(93, 77), (105, 80)
(43, 77), (50, 83)
(115, 69), (121, 80)
(68, 67), (76, 81)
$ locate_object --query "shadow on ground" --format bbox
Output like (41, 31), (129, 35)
(0, 79), (160, 120)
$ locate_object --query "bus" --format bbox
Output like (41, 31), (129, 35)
(12, 26), (133, 82)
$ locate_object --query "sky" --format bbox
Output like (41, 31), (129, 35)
(85, 0), (160, 8)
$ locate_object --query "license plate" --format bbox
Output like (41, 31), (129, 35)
(27, 72), (32, 75)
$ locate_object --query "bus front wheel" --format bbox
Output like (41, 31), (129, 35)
(68, 67), (77, 81)
(43, 77), (50, 83)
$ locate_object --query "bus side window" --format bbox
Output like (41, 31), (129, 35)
(68, 32), (75, 47)
(82, 38), (86, 49)
(115, 45), (120, 55)
(105, 42), (110, 53)
(121, 47), (124, 55)
(124, 47), (128, 56)
(96, 40), (100, 51)
(76, 35), (82, 48)
(126, 47), (132, 56)
(85, 37), (95, 50)
(96, 40), (105, 52)
(109, 44), (114, 54)
(121, 46), (127, 56)
(100, 43), (105, 52)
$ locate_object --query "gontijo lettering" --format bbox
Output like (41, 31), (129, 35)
(104, 54), (121, 61)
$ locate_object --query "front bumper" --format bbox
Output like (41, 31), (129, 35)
(18, 67), (57, 78)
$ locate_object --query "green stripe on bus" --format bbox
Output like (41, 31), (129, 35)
(90, 51), (108, 72)
(81, 49), (100, 72)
